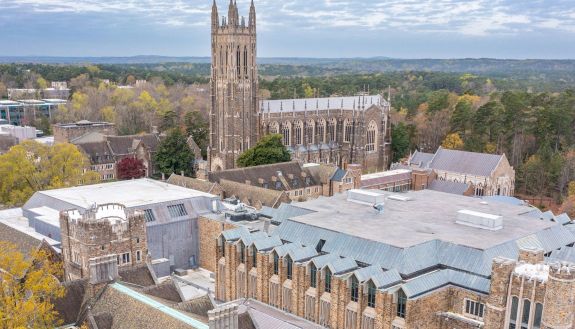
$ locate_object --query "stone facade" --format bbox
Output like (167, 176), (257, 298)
(208, 2), (391, 173)
(214, 234), (575, 329)
(59, 203), (148, 282)
(197, 215), (237, 273)
(208, 0), (260, 171)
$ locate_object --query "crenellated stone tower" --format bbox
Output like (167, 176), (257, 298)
(209, 0), (260, 171)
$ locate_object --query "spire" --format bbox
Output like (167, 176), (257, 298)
(249, 0), (256, 29)
(212, 0), (219, 30)
(228, 0), (236, 26)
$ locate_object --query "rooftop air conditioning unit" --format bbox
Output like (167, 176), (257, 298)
(456, 209), (503, 231)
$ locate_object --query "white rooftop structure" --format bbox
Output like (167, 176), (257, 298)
(26, 178), (216, 210)
(261, 94), (389, 113)
(361, 169), (412, 180)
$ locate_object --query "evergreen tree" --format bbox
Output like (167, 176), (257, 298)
(237, 134), (291, 168)
(391, 122), (411, 162)
(154, 128), (195, 177)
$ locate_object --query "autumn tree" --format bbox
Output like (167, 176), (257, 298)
(237, 134), (291, 168)
(117, 157), (147, 180)
(0, 141), (100, 206)
(154, 128), (195, 177)
(0, 242), (65, 328)
(442, 133), (464, 150)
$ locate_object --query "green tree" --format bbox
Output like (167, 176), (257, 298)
(237, 134), (291, 168)
(154, 128), (195, 177)
(184, 111), (209, 159)
(427, 90), (450, 112)
(0, 242), (65, 328)
(450, 98), (473, 138)
(391, 122), (411, 162)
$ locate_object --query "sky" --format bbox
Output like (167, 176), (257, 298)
(0, 0), (574, 59)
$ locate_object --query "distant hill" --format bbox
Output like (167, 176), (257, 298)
(1, 56), (574, 76)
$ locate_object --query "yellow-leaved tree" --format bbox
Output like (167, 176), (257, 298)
(0, 141), (100, 206)
(441, 133), (464, 150)
(0, 242), (65, 328)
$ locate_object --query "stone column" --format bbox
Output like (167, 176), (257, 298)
(541, 263), (575, 329)
(484, 257), (516, 329)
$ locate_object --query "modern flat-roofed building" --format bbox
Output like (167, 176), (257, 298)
(53, 120), (117, 143)
(0, 100), (24, 125)
(23, 178), (222, 272)
(214, 189), (575, 329)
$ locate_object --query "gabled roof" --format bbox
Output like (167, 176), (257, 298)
(209, 161), (319, 191)
(428, 147), (506, 177)
(428, 180), (471, 195)
(253, 236), (283, 251)
(287, 246), (318, 262)
(260, 94), (388, 114)
(400, 269), (490, 299)
(167, 174), (221, 195)
(353, 266), (402, 289)
(219, 179), (288, 209)
(107, 134), (160, 155)
(408, 151), (434, 167)
(273, 242), (303, 257)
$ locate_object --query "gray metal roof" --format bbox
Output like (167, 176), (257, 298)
(554, 213), (571, 225)
(353, 266), (402, 289)
(254, 236), (283, 251)
(259, 206), (277, 218)
(288, 246), (318, 262)
(327, 257), (358, 275)
(269, 203), (315, 224)
(222, 227), (251, 241)
(309, 253), (341, 268)
(331, 168), (347, 182)
(260, 95), (388, 114)
(428, 180), (471, 195)
(549, 246), (575, 263)
(401, 269), (490, 299)
(274, 242), (303, 257)
(428, 147), (506, 176)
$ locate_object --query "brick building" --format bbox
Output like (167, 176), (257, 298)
(59, 203), (148, 281)
(69, 131), (161, 180)
(208, 1), (391, 173)
(213, 189), (575, 329)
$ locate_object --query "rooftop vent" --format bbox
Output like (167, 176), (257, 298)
(388, 195), (412, 202)
(456, 209), (503, 231)
(347, 189), (385, 205)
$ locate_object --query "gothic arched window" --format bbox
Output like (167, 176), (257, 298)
(294, 121), (303, 145)
(236, 46), (241, 76)
(305, 120), (315, 144)
(327, 118), (337, 142)
(281, 122), (292, 146)
(269, 122), (279, 135)
(344, 119), (352, 142)
(318, 119), (326, 144)
(244, 46), (248, 76)
(366, 120), (377, 152)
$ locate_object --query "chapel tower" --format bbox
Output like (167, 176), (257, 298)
(209, 0), (259, 171)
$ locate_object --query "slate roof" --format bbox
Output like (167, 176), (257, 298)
(428, 180), (471, 195)
(260, 94), (387, 114)
(106, 134), (160, 156)
(89, 283), (208, 329)
(409, 151), (434, 167)
(428, 147), (505, 176)
(0, 221), (44, 258)
(210, 161), (319, 191)
(118, 265), (157, 287)
(167, 174), (221, 195)
(219, 179), (289, 209)
(77, 142), (114, 164)
(53, 279), (88, 325)
(142, 279), (182, 303)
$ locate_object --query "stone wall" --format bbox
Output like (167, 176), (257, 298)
(197, 216), (237, 272)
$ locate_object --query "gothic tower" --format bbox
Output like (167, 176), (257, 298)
(209, 0), (259, 171)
